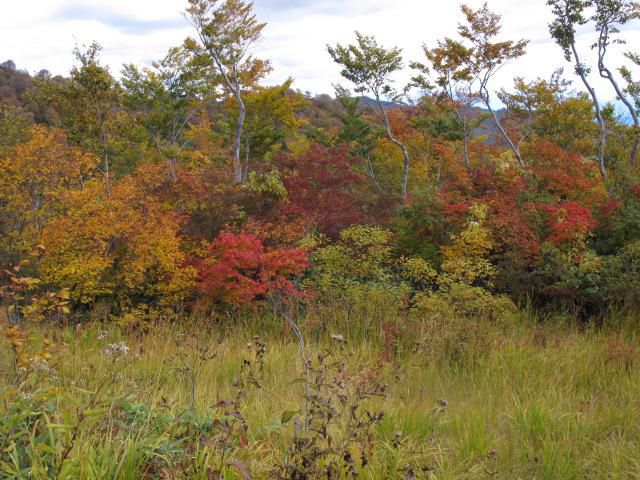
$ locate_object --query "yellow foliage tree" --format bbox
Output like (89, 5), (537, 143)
(38, 164), (196, 308)
(0, 126), (97, 261)
(439, 204), (496, 287)
(414, 205), (516, 321)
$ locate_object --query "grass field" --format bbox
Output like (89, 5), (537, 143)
(2, 310), (640, 479)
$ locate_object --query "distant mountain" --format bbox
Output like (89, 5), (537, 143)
(358, 97), (403, 110)
(357, 95), (507, 143)
(476, 107), (506, 144)
(0, 60), (33, 106)
(0, 60), (507, 147)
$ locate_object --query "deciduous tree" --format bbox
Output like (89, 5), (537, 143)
(0, 126), (96, 263)
(414, 38), (479, 172)
(548, 0), (608, 178)
(196, 231), (308, 306)
(328, 33), (412, 199)
(186, 0), (270, 184)
(593, 0), (640, 166)
(459, 3), (528, 166)
(122, 40), (213, 181)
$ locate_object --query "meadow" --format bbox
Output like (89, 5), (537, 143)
(3, 308), (640, 479)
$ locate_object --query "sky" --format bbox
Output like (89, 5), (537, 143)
(1, 0), (639, 101)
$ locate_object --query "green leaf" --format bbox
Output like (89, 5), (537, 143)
(46, 423), (73, 430)
(281, 410), (299, 424)
(82, 408), (108, 417)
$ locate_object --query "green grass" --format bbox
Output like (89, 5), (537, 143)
(2, 311), (640, 479)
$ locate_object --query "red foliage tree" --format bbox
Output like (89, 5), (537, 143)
(537, 201), (598, 245)
(434, 141), (609, 269)
(277, 144), (368, 237)
(196, 232), (309, 306)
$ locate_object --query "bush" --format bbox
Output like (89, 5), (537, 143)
(309, 225), (394, 292)
(603, 240), (640, 308)
(532, 243), (604, 315)
(196, 231), (309, 307)
(413, 283), (516, 322)
(274, 338), (388, 479)
(38, 168), (197, 310)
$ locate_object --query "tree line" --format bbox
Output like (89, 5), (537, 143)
(2, 0), (640, 324)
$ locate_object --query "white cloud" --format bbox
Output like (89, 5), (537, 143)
(1, 0), (639, 102)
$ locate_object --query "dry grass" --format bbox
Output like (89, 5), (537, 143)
(2, 310), (640, 479)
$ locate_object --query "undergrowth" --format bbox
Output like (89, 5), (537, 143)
(1, 307), (640, 479)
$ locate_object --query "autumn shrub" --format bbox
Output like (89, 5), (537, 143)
(308, 225), (394, 293)
(0, 126), (96, 265)
(1, 249), (72, 328)
(429, 141), (615, 314)
(306, 215), (517, 336)
(274, 338), (388, 479)
(503, 145), (608, 313)
(527, 141), (607, 209)
(305, 225), (412, 330)
(1, 256), (42, 326)
(196, 231), (309, 307)
(400, 203), (517, 324)
(245, 169), (289, 201)
(413, 283), (516, 322)
(277, 144), (369, 237)
(399, 256), (439, 292)
(531, 242), (604, 315)
(438, 204), (497, 288)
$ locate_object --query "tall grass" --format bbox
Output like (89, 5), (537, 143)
(2, 307), (640, 478)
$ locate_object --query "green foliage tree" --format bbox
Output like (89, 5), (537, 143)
(122, 40), (213, 181)
(328, 33), (412, 199)
(334, 85), (382, 190)
(547, 0), (608, 178)
(32, 42), (147, 193)
(227, 79), (306, 180)
(0, 101), (32, 156)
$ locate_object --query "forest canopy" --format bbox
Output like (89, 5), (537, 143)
(2, 0), (640, 323)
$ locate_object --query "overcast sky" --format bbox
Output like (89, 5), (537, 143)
(1, 0), (639, 100)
